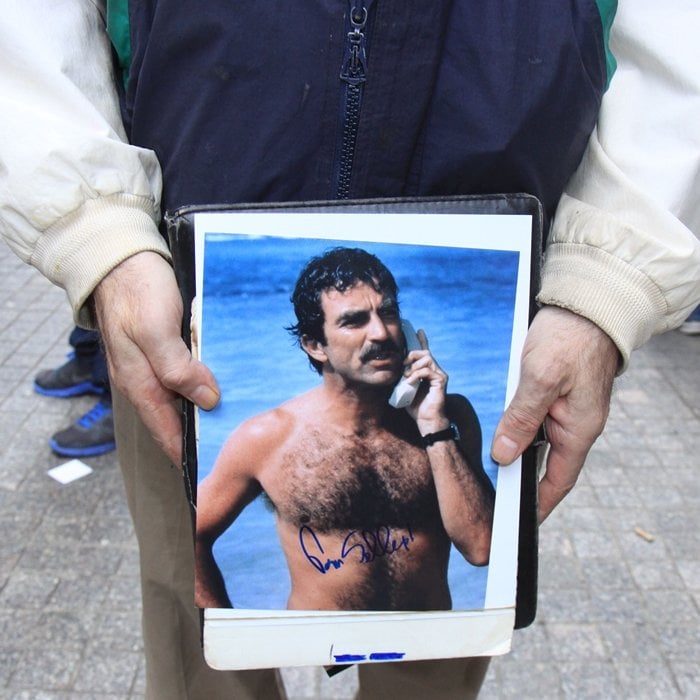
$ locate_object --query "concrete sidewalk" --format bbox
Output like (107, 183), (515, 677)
(1, 240), (698, 698)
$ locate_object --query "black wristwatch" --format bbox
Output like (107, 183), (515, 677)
(421, 422), (460, 447)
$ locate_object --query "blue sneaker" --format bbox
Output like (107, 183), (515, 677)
(34, 354), (105, 398)
(49, 398), (116, 457)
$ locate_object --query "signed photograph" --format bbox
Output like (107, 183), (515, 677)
(187, 207), (534, 668)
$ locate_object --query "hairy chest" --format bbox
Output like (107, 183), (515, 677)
(266, 429), (439, 532)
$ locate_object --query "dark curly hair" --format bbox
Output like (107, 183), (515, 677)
(288, 247), (400, 373)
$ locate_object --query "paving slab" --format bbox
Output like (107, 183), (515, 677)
(0, 241), (698, 698)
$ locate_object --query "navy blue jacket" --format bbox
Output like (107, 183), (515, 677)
(108, 1), (615, 229)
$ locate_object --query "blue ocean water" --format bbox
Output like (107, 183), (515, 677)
(198, 235), (519, 610)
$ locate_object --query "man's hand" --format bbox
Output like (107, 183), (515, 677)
(404, 330), (450, 435)
(93, 251), (220, 465)
(491, 306), (619, 523)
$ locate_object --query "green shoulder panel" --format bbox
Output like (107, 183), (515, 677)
(106, 0), (131, 87)
(595, 0), (618, 88)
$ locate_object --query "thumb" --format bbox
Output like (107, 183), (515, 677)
(172, 356), (221, 412)
(145, 331), (221, 411)
(491, 377), (554, 465)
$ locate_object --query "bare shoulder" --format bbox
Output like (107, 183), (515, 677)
(215, 392), (317, 474)
(223, 406), (293, 453)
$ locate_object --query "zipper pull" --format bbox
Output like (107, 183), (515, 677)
(340, 5), (368, 86)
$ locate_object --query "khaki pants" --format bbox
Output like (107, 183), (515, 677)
(113, 391), (489, 699)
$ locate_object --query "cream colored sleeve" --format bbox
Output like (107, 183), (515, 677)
(538, 3), (700, 368)
(0, 0), (170, 328)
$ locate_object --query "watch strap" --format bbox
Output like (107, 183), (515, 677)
(421, 423), (460, 447)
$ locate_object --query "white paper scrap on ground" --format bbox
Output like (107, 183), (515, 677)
(47, 460), (93, 484)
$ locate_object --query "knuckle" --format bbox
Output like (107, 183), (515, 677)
(524, 359), (563, 396)
(160, 365), (187, 390)
(505, 403), (544, 436)
(158, 355), (195, 391)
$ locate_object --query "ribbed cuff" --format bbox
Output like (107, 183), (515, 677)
(537, 242), (667, 371)
(31, 193), (171, 328)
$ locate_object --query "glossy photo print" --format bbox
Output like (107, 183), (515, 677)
(187, 206), (534, 669)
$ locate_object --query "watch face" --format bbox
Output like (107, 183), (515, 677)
(450, 422), (461, 442)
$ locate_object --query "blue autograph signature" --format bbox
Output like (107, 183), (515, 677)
(299, 524), (415, 574)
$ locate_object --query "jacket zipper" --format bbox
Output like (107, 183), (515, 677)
(335, 2), (369, 199)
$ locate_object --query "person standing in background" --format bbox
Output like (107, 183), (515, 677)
(34, 327), (115, 457)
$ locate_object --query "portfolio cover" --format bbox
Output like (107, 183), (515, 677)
(166, 195), (541, 670)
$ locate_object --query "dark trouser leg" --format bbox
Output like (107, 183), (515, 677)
(69, 327), (109, 393)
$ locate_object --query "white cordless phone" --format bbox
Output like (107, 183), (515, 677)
(388, 319), (422, 409)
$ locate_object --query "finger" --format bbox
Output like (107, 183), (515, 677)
(145, 333), (221, 410)
(535, 386), (611, 521)
(537, 458), (580, 523)
(536, 428), (589, 523)
(405, 364), (446, 387)
(405, 354), (436, 372)
(102, 338), (185, 465)
(132, 387), (184, 466)
(491, 372), (559, 465)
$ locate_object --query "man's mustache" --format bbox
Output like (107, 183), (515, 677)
(361, 340), (402, 362)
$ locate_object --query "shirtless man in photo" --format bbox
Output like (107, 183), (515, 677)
(195, 248), (495, 611)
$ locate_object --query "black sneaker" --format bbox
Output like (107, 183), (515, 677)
(34, 354), (105, 398)
(49, 398), (116, 457)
